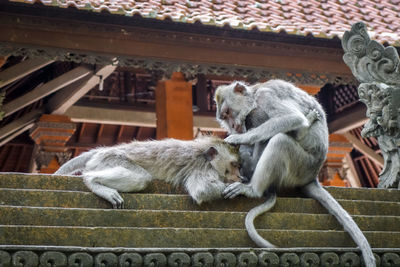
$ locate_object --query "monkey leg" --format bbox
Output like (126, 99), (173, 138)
(83, 166), (152, 209)
(224, 133), (313, 199)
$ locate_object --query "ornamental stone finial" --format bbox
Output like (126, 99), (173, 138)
(342, 22), (400, 188)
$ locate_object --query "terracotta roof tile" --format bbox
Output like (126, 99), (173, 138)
(10, 0), (400, 45)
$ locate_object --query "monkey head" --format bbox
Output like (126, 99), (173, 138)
(214, 81), (257, 134)
(204, 142), (241, 183)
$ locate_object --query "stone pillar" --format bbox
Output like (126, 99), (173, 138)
(155, 72), (193, 140)
(29, 114), (76, 173)
(320, 134), (353, 187)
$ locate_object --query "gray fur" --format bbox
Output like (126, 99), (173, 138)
(55, 136), (240, 208)
(215, 79), (375, 267)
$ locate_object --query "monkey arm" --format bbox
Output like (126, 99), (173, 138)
(184, 171), (227, 205)
(225, 112), (309, 145)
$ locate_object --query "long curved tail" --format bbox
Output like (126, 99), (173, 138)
(54, 151), (94, 175)
(302, 180), (376, 267)
(245, 192), (277, 248)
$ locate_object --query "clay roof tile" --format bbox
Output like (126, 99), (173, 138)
(12, 0), (400, 46)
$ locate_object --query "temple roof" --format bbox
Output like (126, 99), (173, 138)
(11, 0), (400, 46)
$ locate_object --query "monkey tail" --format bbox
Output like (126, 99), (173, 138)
(302, 180), (376, 267)
(245, 192), (277, 248)
(54, 151), (94, 175)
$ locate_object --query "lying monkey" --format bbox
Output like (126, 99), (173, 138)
(215, 79), (375, 267)
(55, 136), (240, 208)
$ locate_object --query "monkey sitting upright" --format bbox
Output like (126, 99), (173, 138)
(54, 136), (241, 208)
(214, 79), (375, 267)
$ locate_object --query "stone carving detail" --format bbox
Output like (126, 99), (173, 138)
(191, 252), (214, 267)
(300, 252), (320, 267)
(320, 252), (340, 266)
(0, 42), (355, 87)
(12, 251), (39, 267)
(339, 252), (359, 267)
(40, 251), (67, 267)
(68, 253), (93, 267)
(0, 251), (11, 267)
(167, 253), (191, 267)
(280, 253), (300, 266)
(94, 253), (118, 267)
(0, 250), (396, 266)
(214, 253), (237, 266)
(119, 252), (142, 266)
(143, 253), (167, 267)
(258, 251), (279, 267)
(381, 252), (400, 267)
(342, 22), (400, 188)
(237, 252), (258, 267)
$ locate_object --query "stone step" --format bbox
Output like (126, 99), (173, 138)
(1, 173), (400, 201)
(1, 205), (399, 232)
(0, 225), (398, 248)
(1, 188), (399, 215)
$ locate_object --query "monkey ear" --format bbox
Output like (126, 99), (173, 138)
(234, 83), (247, 95)
(204, 146), (218, 161)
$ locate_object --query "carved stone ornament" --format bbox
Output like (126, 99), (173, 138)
(0, 247), (398, 267)
(342, 22), (400, 188)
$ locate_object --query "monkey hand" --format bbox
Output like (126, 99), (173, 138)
(223, 182), (251, 199)
(225, 134), (249, 145)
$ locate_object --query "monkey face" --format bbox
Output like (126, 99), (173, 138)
(214, 82), (257, 134)
(208, 143), (241, 183)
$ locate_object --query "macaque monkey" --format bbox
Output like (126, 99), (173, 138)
(214, 79), (375, 267)
(55, 136), (241, 207)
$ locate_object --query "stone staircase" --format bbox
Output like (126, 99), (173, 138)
(0, 173), (399, 266)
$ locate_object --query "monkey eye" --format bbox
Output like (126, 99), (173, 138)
(231, 162), (240, 168)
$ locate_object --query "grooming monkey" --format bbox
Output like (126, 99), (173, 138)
(215, 79), (375, 267)
(55, 136), (241, 207)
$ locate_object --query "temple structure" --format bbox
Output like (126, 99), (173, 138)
(0, 1), (399, 265)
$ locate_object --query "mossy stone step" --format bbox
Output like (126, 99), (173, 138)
(1, 225), (399, 248)
(1, 173), (400, 201)
(1, 188), (399, 215)
(1, 205), (399, 231)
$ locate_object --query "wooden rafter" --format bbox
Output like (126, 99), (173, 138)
(65, 105), (222, 130)
(2, 66), (92, 118)
(0, 58), (54, 88)
(343, 132), (384, 167)
(48, 65), (117, 115)
(0, 123), (34, 147)
(0, 108), (43, 141)
(328, 102), (368, 134)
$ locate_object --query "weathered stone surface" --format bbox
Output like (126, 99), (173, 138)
(2, 173), (400, 201)
(0, 173), (399, 258)
(0, 225), (399, 248)
(0, 205), (399, 232)
(1, 188), (399, 216)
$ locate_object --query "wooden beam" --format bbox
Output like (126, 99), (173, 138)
(328, 102), (368, 134)
(48, 65), (116, 115)
(64, 105), (222, 130)
(0, 14), (352, 77)
(0, 108), (43, 140)
(0, 123), (34, 147)
(0, 56), (8, 68)
(343, 132), (384, 167)
(0, 58), (54, 88)
(344, 153), (362, 188)
(2, 66), (92, 118)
